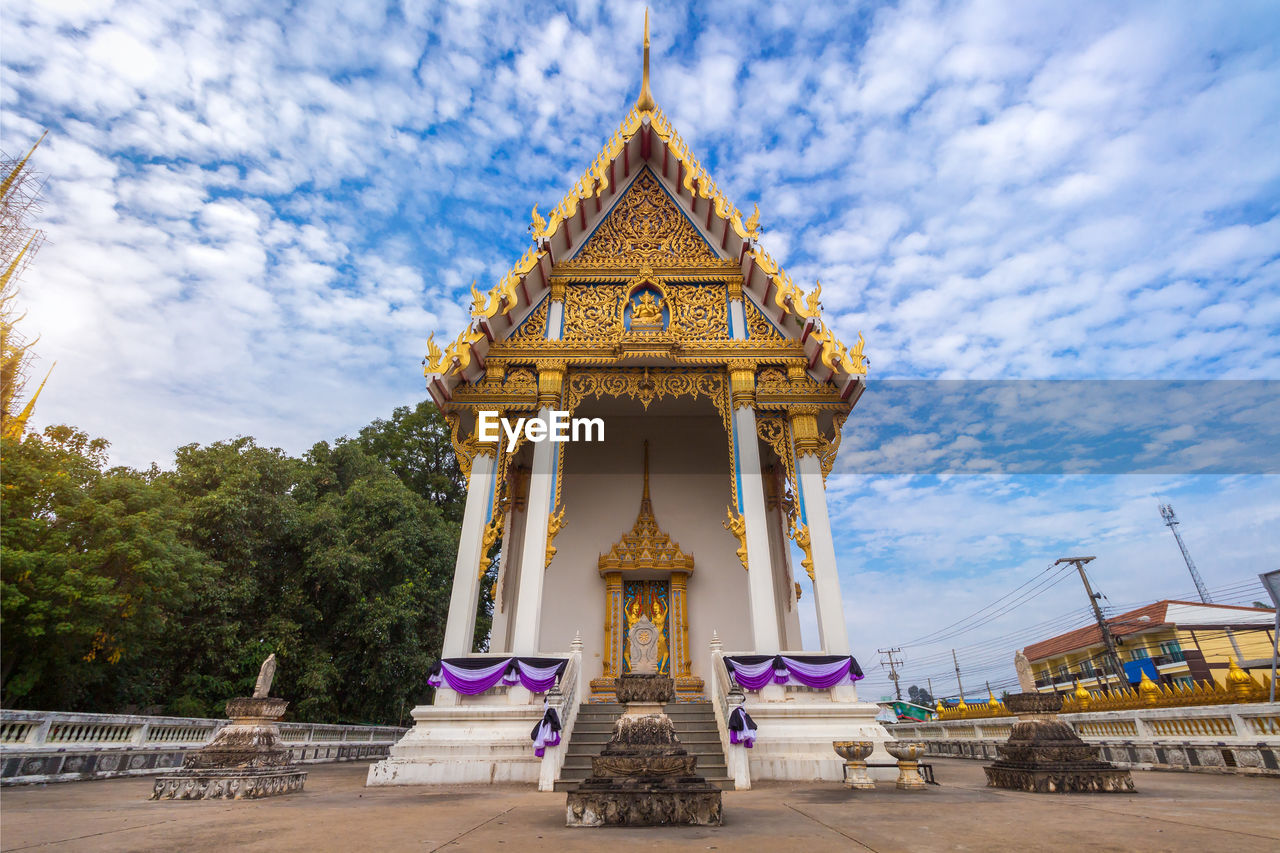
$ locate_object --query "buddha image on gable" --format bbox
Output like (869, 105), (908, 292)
(631, 289), (664, 328)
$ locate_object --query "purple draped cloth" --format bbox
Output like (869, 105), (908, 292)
(427, 656), (568, 695)
(724, 654), (865, 691)
(530, 705), (562, 757)
(728, 705), (757, 748)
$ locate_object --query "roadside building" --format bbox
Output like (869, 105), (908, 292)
(1021, 600), (1276, 694)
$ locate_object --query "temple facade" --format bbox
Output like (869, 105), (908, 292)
(368, 19), (890, 790)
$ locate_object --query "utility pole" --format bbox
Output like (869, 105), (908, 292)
(1160, 503), (1244, 658)
(1057, 556), (1128, 694)
(927, 677), (934, 704)
(952, 649), (965, 702)
(878, 647), (904, 701)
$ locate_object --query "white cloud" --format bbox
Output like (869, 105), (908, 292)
(2, 1), (1277, 670)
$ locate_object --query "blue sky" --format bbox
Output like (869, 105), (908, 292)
(3, 0), (1278, 697)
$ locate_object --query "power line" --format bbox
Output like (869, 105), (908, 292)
(898, 562), (1069, 647)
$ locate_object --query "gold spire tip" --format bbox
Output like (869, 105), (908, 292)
(637, 8), (655, 112)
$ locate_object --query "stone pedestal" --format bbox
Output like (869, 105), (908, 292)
(984, 693), (1134, 794)
(566, 674), (722, 827)
(151, 697), (306, 800)
(833, 741), (875, 790)
(885, 741), (928, 790)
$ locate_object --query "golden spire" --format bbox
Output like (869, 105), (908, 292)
(636, 9), (655, 112)
(641, 439), (651, 503)
(0, 129), (47, 201)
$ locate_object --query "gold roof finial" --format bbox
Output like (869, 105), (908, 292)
(636, 9), (655, 112)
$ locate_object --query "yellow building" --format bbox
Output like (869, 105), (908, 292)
(1022, 600), (1276, 694)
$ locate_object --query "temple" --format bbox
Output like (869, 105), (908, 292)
(368, 15), (890, 791)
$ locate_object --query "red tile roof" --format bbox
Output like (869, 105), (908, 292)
(1023, 602), (1169, 662)
(1022, 599), (1276, 662)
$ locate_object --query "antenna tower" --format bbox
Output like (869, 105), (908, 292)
(1159, 504), (1210, 603)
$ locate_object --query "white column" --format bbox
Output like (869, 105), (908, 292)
(546, 279), (565, 341)
(795, 449), (851, 656)
(510, 409), (554, 655)
(727, 275), (748, 341)
(546, 299), (564, 340)
(510, 362), (565, 656)
(730, 364), (781, 654)
(440, 450), (497, 658)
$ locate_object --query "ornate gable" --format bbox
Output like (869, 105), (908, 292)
(422, 18), (869, 408)
(564, 170), (719, 270)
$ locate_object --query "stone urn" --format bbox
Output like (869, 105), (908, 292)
(884, 741), (928, 790)
(833, 741), (875, 790)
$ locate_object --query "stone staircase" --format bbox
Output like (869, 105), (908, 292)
(553, 701), (732, 791)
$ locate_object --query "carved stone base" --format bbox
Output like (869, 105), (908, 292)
(150, 695), (306, 800)
(984, 693), (1134, 794)
(151, 769), (307, 799)
(566, 786), (723, 827)
(615, 673), (674, 705)
(983, 765), (1134, 793)
(566, 678), (723, 827)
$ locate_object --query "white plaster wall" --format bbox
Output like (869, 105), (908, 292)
(535, 411), (753, 689)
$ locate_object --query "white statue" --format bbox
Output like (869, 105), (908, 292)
(628, 616), (659, 674)
(1014, 650), (1035, 693)
(253, 653), (277, 699)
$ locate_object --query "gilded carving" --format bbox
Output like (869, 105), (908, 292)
(756, 416), (798, 528)
(559, 281), (728, 343)
(669, 283), (728, 340)
(445, 412), (485, 483)
(794, 523), (815, 583)
(818, 411), (849, 480)
(478, 513), (503, 581)
(790, 408), (822, 456)
(536, 361), (567, 406)
(563, 284), (625, 342)
(563, 170), (719, 269)
(509, 298), (549, 342)
(728, 362), (755, 408)
(726, 275), (744, 301)
(565, 368), (727, 418)
(745, 300), (783, 341)
(723, 506), (748, 571)
(545, 505), (567, 568)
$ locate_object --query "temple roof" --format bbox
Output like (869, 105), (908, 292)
(423, 17), (868, 407)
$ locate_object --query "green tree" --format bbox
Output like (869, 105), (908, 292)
(353, 401), (465, 522)
(290, 439), (456, 723)
(1, 426), (207, 709)
(159, 436), (307, 717)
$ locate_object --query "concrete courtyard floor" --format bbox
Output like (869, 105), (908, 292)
(1, 759), (1277, 853)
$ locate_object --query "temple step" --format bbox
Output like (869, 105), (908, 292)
(555, 700), (733, 791)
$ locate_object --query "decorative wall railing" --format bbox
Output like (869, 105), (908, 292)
(889, 702), (1280, 776)
(0, 709), (406, 786)
(942, 661), (1273, 721)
